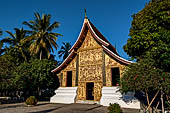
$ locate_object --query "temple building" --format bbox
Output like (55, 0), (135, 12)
(50, 15), (140, 109)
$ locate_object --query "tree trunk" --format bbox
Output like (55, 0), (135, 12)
(146, 90), (159, 112)
(145, 89), (151, 112)
(155, 100), (160, 113)
(40, 50), (42, 60)
(161, 90), (164, 113)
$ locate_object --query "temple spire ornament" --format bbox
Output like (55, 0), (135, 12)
(84, 8), (87, 18)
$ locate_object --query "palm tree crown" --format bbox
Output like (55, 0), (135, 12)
(1, 28), (28, 60)
(58, 42), (71, 61)
(23, 12), (61, 60)
(2, 28), (26, 47)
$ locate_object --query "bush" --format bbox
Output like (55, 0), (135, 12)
(25, 96), (37, 105)
(108, 103), (123, 113)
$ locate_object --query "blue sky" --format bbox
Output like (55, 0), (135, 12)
(0, 0), (150, 60)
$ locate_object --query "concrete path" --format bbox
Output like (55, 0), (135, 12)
(0, 101), (140, 113)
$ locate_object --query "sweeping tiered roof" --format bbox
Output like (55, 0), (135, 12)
(52, 17), (132, 73)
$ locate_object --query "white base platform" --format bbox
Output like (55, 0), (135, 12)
(100, 87), (140, 109)
(50, 87), (78, 104)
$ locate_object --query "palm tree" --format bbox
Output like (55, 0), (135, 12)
(23, 12), (61, 60)
(58, 42), (71, 61)
(1, 28), (28, 60)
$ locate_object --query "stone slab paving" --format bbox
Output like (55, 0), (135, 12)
(0, 101), (140, 113)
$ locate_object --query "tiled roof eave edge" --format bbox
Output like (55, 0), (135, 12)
(87, 19), (110, 47)
(102, 45), (133, 65)
(51, 49), (75, 73)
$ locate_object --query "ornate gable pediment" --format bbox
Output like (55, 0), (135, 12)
(52, 17), (132, 73)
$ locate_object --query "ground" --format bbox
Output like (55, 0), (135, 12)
(0, 101), (140, 113)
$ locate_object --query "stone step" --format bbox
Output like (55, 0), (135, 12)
(100, 87), (141, 109)
(50, 87), (78, 104)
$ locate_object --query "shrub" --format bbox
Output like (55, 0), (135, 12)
(108, 103), (123, 113)
(25, 96), (37, 105)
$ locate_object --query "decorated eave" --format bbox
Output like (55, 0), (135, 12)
(52, 17), (133, 73)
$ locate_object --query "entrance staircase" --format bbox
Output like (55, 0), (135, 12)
(50, 87), (78, 104)
(100, 87), (140, 109)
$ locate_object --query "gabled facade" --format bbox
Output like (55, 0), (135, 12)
(50, 16), (140, 109)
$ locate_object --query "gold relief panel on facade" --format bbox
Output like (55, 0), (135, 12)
(79, 64), (102, 82)
(62, 72), (66, 87)
(64, 57), (77, 70)
(77, 82), (86, 100)
(79, 30), (99, 50)
(106, 68), (112, 86)
(94, 82), (103, 101)
(79, 49), (102, 66)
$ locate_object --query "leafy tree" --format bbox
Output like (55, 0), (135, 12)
(123, 0), (170, 71)
(14, 59), (59, 94)
(123, 1), (170, 111)
(121, 58), (170, 112)
(58, 42), (71, 61)
(0, 55), (16, 91)
(23, 12), (62, 60)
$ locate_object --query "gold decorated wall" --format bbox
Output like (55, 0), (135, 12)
(58, 56), (77, 87)
(56, 29), (127, 102)
(105, 54), (125, 86)
(77, 30), (103, 101)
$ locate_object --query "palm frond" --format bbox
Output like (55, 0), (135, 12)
(47, 22), (60, 31)
(34, 12), (41, 21)
(23, 21), (37, 31)
(49, 33), (58, 41)
(25, 30), (36, 34)
(5, 31), (15, 40)
(48, 36), (58, 49)
(14, 28), (21, 41)
(58, 50), (64, 54)
(1, 38), (13, 45)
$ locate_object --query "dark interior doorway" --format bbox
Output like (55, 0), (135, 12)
(111, 67), (120, 86)
(66, 71), (72, 87)
(86, 82), (94, 100)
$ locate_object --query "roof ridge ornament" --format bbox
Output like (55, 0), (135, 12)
(84, 8), (87, 18)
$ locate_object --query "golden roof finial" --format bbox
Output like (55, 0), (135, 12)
(84, 8), (87, 18)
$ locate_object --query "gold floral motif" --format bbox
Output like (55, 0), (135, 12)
(79, 48), (102, 66)
(77, 82), (86, 100)
(79, 30), (99, 50)
(79, 65), (102, 81)
(105, 54), (126, 86)
(62, 72), (66, 87)
(94, 82), (103, 101)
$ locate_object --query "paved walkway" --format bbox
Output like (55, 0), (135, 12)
(0, 101), (140, 113)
